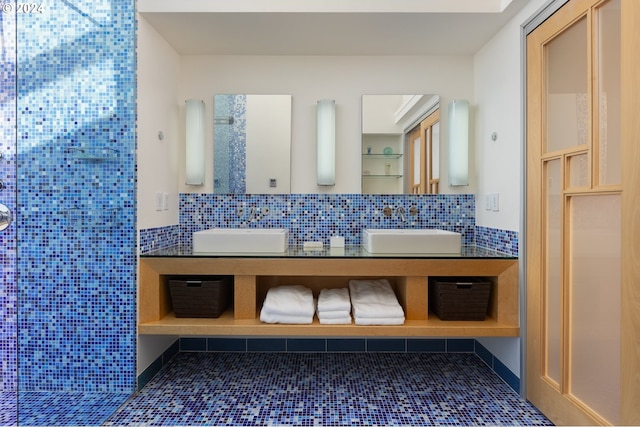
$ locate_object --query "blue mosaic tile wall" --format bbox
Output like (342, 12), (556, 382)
(0, 2), (17, 396)
(475, 225), (519, 256)
(178, 193), (476, 247)
(15, 0), (136, 393)
(139, 224), (181, 254)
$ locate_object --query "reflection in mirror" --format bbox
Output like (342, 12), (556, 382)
(361, 95), (440, 194)
(214, 94), (292, 194)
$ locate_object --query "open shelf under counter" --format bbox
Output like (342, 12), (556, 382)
(139, 247), (519, 338)
(139, 311), (519, 337)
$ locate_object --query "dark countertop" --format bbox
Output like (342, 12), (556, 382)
(140, 245), (516, 260)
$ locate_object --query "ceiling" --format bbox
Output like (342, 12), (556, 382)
(139, 0), (532, 56)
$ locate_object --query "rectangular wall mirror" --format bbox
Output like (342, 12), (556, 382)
(214, 94), (292, 194)
(361, 94), (440, 194)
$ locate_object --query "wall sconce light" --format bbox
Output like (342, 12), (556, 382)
(317, 99), (336, 186)
(185, 99), (205, 186)
(448, 99), (469, 186)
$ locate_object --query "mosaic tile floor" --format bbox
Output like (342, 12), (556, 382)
(0, 392), (17, 426)
(106, 352), (553, 426)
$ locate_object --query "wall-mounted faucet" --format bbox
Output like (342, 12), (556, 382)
(248, 206), (258, 222)
(237, 205), (270, 223)
(395, 206), (406, 223)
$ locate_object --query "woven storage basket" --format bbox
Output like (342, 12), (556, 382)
(429, 278), (491, 321)
(169, 277), (232, 318)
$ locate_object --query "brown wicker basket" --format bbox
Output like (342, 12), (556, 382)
(429, 278), (491, 321)
(169, 276), (232, 318)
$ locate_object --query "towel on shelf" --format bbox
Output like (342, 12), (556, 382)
(349, 279), (405, 325)
(260, 311), (314, 324)
(354, 316), (405, 326)
(319, 316), (352, 325)
(260, 285), (315, 324)
(317, 310), (351, 319)
(317, 288), (351, 312)
(317, 287), (352, 324)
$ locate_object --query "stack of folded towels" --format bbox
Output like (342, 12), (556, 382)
(260, 285), (315, 324)
(316, 288), (352, 324)
(349, 279), (405, 325)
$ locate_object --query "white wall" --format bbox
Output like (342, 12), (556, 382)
(137, 15), (181, 230)
(136, 15), (180, 375)
(473, 0), (550, 380)
(179, 55), (476, 195)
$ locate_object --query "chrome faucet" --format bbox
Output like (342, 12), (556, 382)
(248, 206), (258, 222)
(395, 206), (406, 223)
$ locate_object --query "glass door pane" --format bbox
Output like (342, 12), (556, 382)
(545, 17), (589, 153)
(569, 194), (621, 424)
(0, 5), (18, 425)
(596, 0), (621, 186)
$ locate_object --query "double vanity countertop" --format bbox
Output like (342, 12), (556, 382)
(140, 244), (516, 259)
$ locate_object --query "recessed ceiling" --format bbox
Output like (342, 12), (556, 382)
(139, 0), (531, 56)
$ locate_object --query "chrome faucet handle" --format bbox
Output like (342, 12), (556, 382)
(409, 206), (418, 216)
(0, 204), (12, 231)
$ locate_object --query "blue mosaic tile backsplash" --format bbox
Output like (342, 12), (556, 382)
(141, 194), (520, 256)
(179, 193), (476, 248)
(13, 0), (136, 393)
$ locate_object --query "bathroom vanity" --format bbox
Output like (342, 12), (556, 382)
(139, 246), (519, 337)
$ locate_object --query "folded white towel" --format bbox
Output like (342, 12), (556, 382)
(319, 316), (352, 325)
(349, 279), (397, 304)
(354, 316), (405, 326)
(349, 279), (405, 318)
(351, 301), (404, 319)
(260, 311), (314, 324)
(317, 288), (351, 312)
(316, 310), (351, 319)
(261, 285), (315, 317)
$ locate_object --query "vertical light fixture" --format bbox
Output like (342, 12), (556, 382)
(185, 99), (205, 185)
(317, 99), (336, 186)
(448, 99), (469, 186)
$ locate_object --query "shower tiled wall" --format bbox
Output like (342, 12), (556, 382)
(14, 0), (136, 393)
(0, 3), (17, 394)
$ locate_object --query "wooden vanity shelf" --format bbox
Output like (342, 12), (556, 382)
(139, 257), (519, 337)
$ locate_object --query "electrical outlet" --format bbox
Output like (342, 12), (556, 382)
(491, 193), (500, 212)
(162, 193), (169, 210)
(484, 194), (492, 210)
(155, 192), (163, 211)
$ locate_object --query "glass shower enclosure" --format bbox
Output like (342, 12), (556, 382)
(1, 1), (137, 425)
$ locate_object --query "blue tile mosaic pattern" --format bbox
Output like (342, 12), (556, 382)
(475, 225), (519, 256)
(214, 94), (247, 194)
(15, 0), (136, 395)
(0, 2), (18, 398)
(142, 195), (521, 256)
(17, 392), (130, 426)
(179, 193), (476, 248)
(110, 352), (552, 426)
(139, 224), (181, 253)
(0, 392), (17, 427)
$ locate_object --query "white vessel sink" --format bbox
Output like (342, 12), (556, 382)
(361, 228), (461, 254)
(193, 228), (289, 253)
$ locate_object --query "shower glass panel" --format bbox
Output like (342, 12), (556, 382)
(12, 1), (137, 425)
(0, 4), (18, 426)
